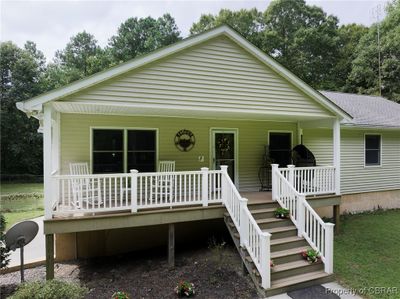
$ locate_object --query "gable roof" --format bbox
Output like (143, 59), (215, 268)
(17, 25), (351, 120)
(321, 91), (400, 129)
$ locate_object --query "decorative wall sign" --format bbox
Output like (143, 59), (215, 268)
(174, 129), (195, 152)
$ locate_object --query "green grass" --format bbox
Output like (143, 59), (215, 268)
(3, 210), (44, 229)
(1, 183), (44, 229)
(1, 183), (43, 195)
(335, 209), (400, 299)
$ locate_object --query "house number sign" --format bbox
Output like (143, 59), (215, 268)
(174, 129), (195, 152)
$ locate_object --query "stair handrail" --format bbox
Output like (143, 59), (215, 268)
(271, 164), (334, 274)
(221, 166), (271, 289)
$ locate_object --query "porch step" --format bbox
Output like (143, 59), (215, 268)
(248, 201), (280, 211)
(262, 225), (298, 240)
(251, 208), (276, 219)
(271, 246), (311, 265)
(266, 270), (334, 297)
(256, 217), (292, 229)
(271, 260), (324, 281)
(270, 236), (308, 252)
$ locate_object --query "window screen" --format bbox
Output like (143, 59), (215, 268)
(127, 130), (156, 172)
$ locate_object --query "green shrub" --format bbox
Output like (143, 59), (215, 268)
(9, 280), (88, 299)
(0, 214), (10, 269)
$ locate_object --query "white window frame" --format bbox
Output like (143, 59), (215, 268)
(364, 133), (382, 167)
(90, 126), (159, 173)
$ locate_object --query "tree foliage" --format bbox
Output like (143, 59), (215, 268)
(109, 14), (181, 63)
(0, 41), (45, 175)
(347, 0), (400, 101)
(0, 214), (10, 269)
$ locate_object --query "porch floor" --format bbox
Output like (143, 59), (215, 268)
(52, 191), (273, 220)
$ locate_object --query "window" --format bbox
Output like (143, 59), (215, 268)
(127, 130), (156, 172)
(365, 134), (381, 166)
(92, 129), (156, 173)
(93, 129), (124, 173)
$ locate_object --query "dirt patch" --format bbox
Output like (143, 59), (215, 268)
(1, 243), (259, 298)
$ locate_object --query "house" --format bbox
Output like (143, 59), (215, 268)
(16, 25), (400, 296)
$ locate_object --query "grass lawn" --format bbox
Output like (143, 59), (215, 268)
(1, 182), (44, 229)
(1, 183), (43, 195)
(335, 209), (400, 299)
(3, 210), (44, 228)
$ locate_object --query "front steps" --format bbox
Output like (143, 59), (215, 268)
(224, 200), (334, 297)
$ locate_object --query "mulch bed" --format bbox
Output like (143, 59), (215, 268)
(1, 243), (259, 298)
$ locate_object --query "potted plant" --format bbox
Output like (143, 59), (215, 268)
(274, 207), (290, 219)
(112, 291), (130, 299)
(175, 281), (195, 297)
(301, 249), (321, 263)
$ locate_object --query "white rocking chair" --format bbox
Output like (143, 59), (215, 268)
(155, 161), (175, 201)
(69, 162), (103, 208)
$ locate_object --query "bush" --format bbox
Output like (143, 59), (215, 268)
(9, 280), (88, 299)
(0, 214), (10, 269)
(175, 281), (195, 297)
(112, 291), (130, 299)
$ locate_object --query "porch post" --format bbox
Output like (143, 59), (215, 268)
(220, 165), (228, 203)
(239, 197), (248, 247)
(333, 118), (341, 195)
(201, 167), (209, 207)
(271, 164), (279, 201)
(43, 105), (53, 220)
(287, 164), (295, 187)
(45, 234), (54, 280)
(130, 169), (138, 213)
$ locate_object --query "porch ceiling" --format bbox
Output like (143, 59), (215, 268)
(53, 101), (336, 122)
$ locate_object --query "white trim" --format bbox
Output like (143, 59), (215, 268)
(16, 25), (350, 120)
(89, 126), (159, 173)
(364, 133), (382, 168)
(210, 128), (239, 188)
(333, 118), (341, 195)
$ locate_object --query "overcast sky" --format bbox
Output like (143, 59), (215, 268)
(0, 0), (389, 61)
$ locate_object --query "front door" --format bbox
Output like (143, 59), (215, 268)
(212, 130), (236, 183)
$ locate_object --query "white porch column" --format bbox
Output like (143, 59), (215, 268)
(43, 104), (53, 219)
(333, 118), (341, 195)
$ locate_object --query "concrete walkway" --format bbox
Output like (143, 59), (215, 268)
(267, 282), (363, 299)
(9, 216), (45, 267)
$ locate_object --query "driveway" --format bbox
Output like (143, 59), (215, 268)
(8, 216), (45, 267)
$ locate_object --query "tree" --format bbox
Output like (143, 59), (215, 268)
(109, 14), (181, 63)
(332, 24), (368, 89)
(0, 41), (45, 175)
(347, 0), (400, 102)
(190, 8), (265, 47)
(55, 31), (109, 78)
(262, 0), (340, 89)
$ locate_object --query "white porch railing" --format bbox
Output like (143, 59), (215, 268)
(272, 164), (334, 274)
(51, 168), (223, 215)
(278, 165), (336, 196)
(221, 166), (271, 289)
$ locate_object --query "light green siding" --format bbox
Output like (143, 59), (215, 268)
(60, 114), (298, 191)
(303, 129), (333, 166)
(60, 36), (333, 118)
(303, 128), (400, 194)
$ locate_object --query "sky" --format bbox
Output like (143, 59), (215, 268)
(0, 0), (389, 61)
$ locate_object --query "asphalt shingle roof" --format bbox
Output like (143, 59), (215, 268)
(320, 91), (400, 129)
